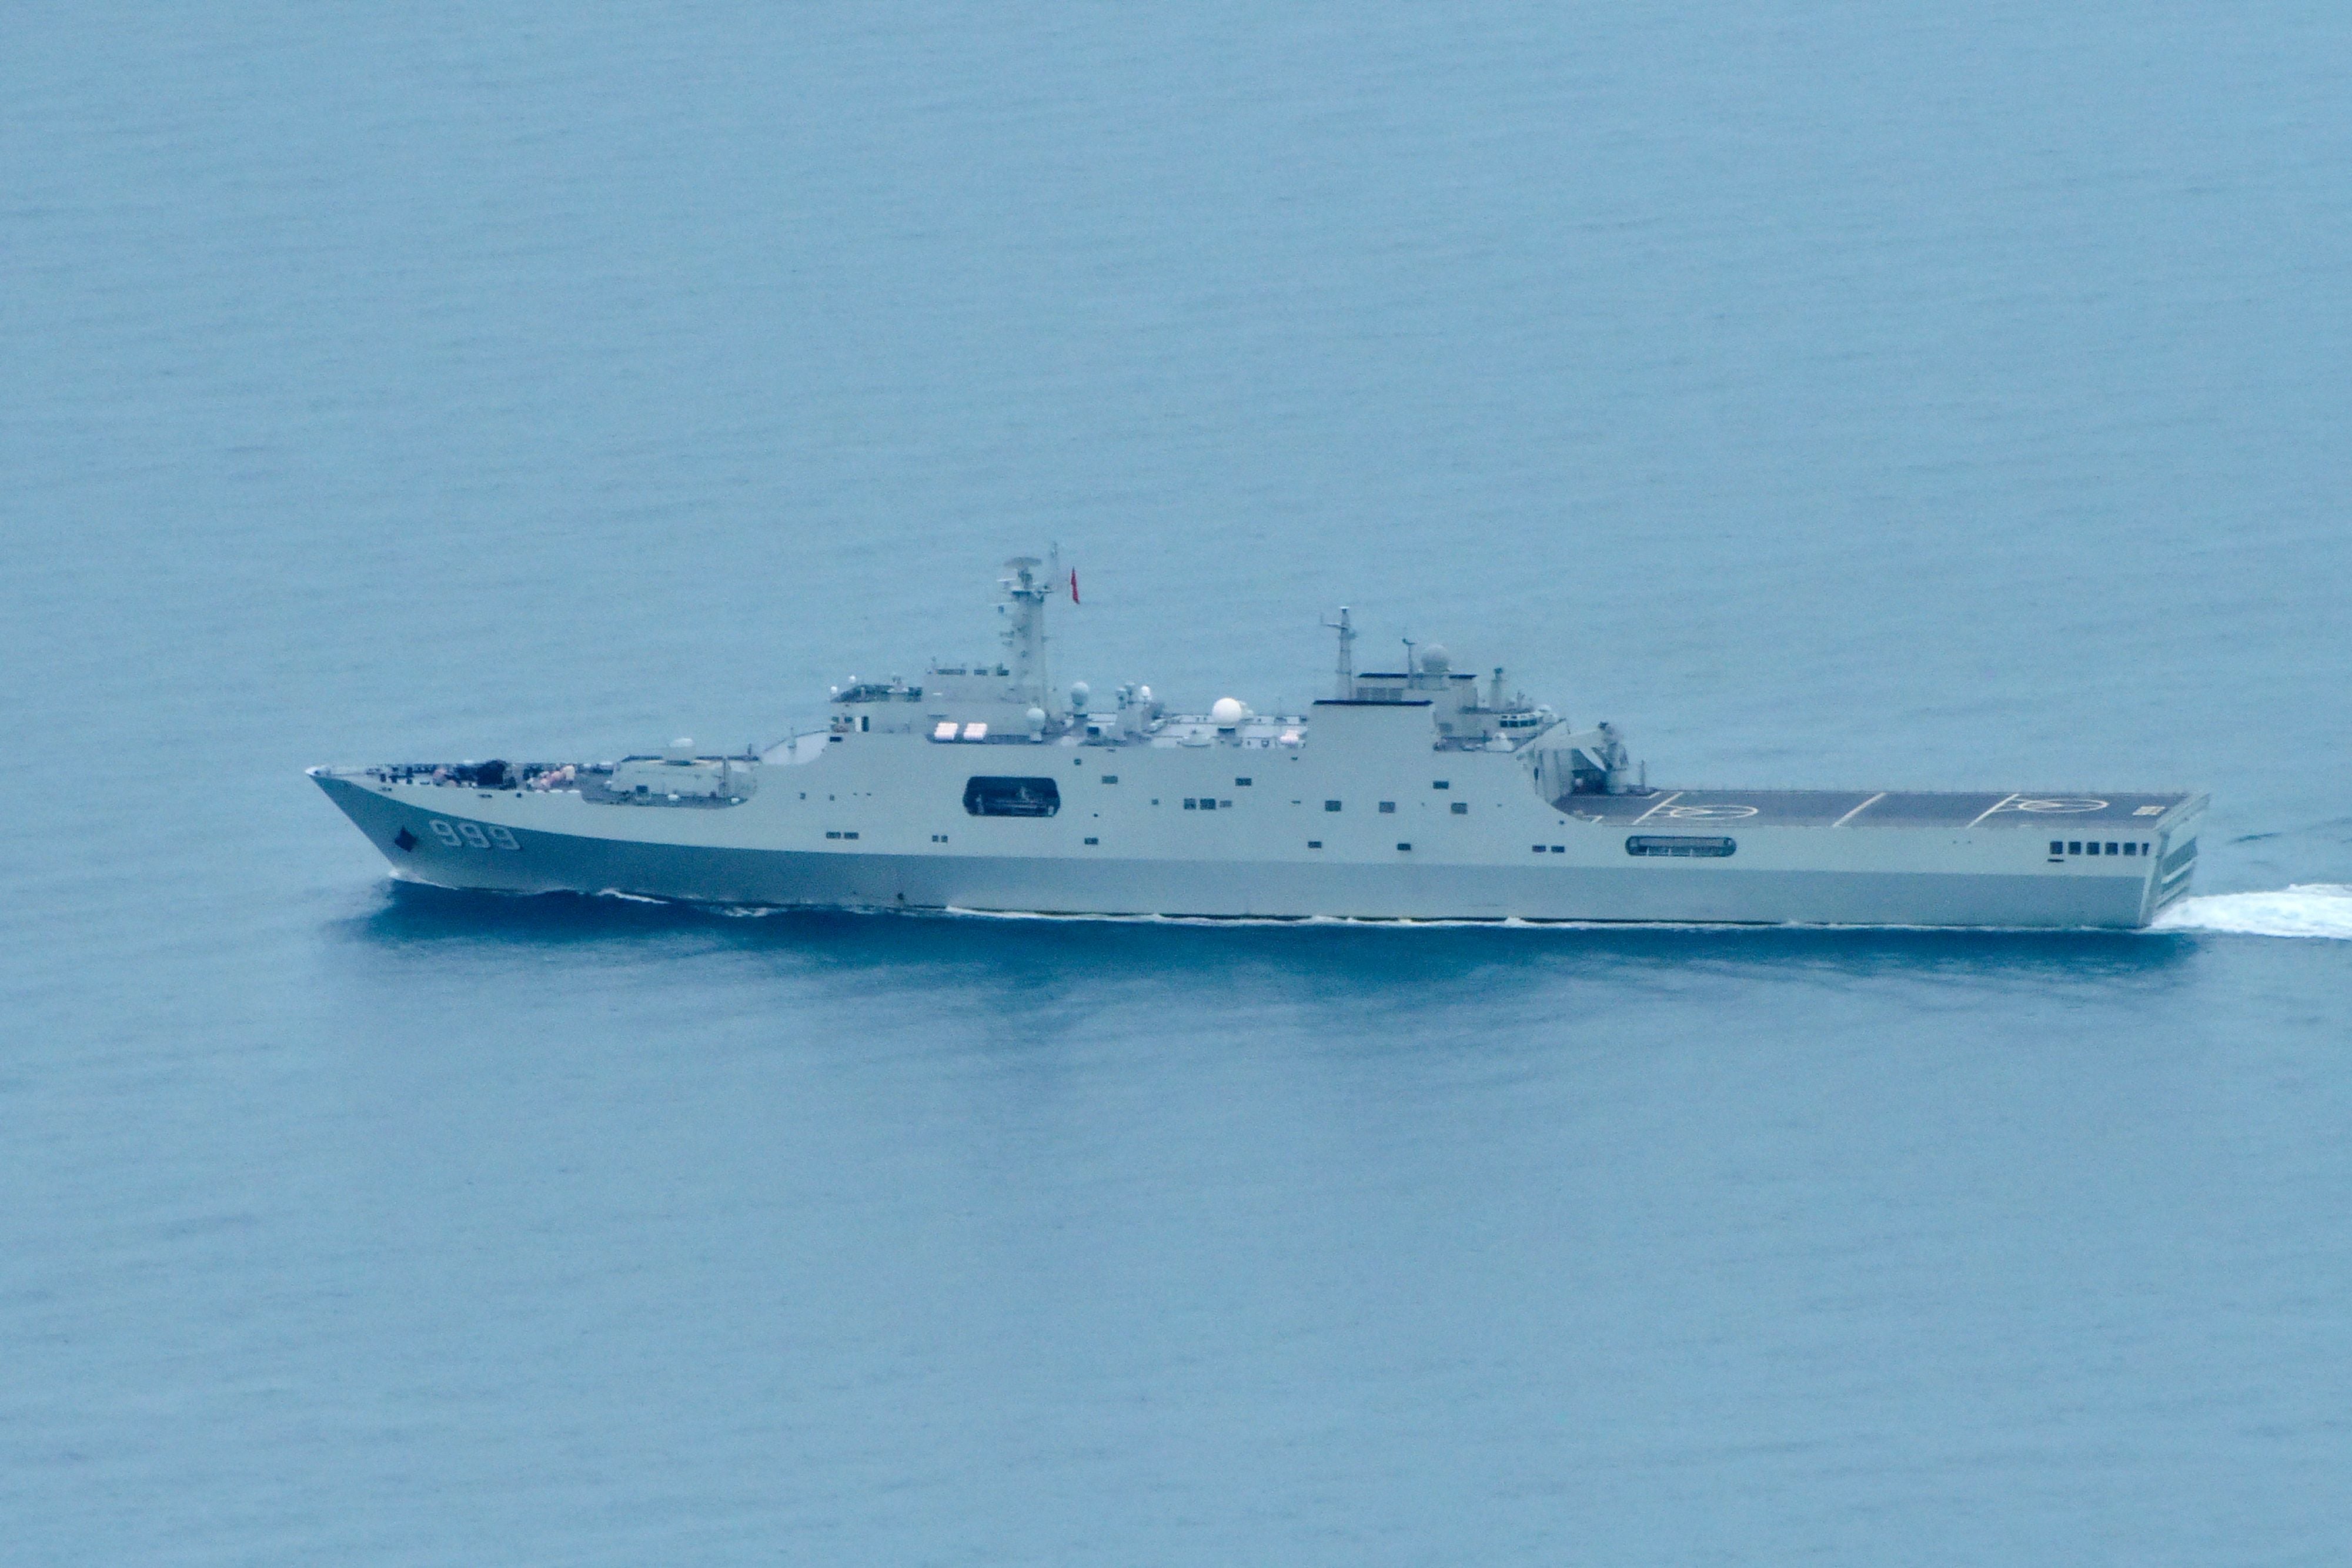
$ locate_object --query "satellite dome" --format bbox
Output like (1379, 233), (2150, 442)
(1070, 681), (1091, 710)
(1419, 644), (1451, 673)
(1025, 706), (1047, 733)
(1211, 697), (1248, 727)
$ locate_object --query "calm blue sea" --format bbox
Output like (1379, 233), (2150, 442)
(6, 4), (2350, 1562)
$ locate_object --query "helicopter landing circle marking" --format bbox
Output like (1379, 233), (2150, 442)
(1662, 804), (1759, 820)
(2007, 798), (2109, 814)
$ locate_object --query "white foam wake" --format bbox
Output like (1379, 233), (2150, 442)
(2151, 884), (2352, 940)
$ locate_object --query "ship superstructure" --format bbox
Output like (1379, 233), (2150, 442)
(312, 556), (2204, 928)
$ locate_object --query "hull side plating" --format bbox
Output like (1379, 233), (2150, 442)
(316, 774), (2177, 928)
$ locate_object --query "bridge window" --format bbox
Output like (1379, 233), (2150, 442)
(1626, 835), (1736, 858)
(2123, 842), (2136, 855)
(2069, 842), (2082, 855)
(963, 777), (1060, 817)
(2106, 841), (2119, 854)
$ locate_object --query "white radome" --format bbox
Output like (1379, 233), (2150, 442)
(1211, 697), (1248, 727)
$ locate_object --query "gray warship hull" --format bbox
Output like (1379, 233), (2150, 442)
(312, 554), (2204, 930)
(311, 770), (2203, 930)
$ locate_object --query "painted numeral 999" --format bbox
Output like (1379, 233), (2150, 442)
(429, 819), (519, 850)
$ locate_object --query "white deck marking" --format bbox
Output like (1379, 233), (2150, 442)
(1629, 791), (1685, 824)
(1965, 792), (2023, 828)
(1831, 792), (1886, 827)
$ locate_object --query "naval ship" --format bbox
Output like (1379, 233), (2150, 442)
(312, 556), (2204, 928)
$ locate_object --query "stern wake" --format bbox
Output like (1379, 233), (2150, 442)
(2152, 884), (2352, 940)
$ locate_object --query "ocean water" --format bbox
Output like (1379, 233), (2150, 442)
(6, 4), (2350, 1563)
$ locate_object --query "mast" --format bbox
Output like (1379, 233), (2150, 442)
(1321, 606), (1356, 699)
(997, 553), (1064, 711)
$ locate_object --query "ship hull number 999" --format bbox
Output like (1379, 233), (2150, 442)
(430, 818), (520, 850)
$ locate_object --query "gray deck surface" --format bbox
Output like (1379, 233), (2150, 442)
(1555, 788), (2196, 830)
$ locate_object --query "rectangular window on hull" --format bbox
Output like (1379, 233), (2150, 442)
(1626, 835), (1736, 858)
(963, 777), (1061, 817)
